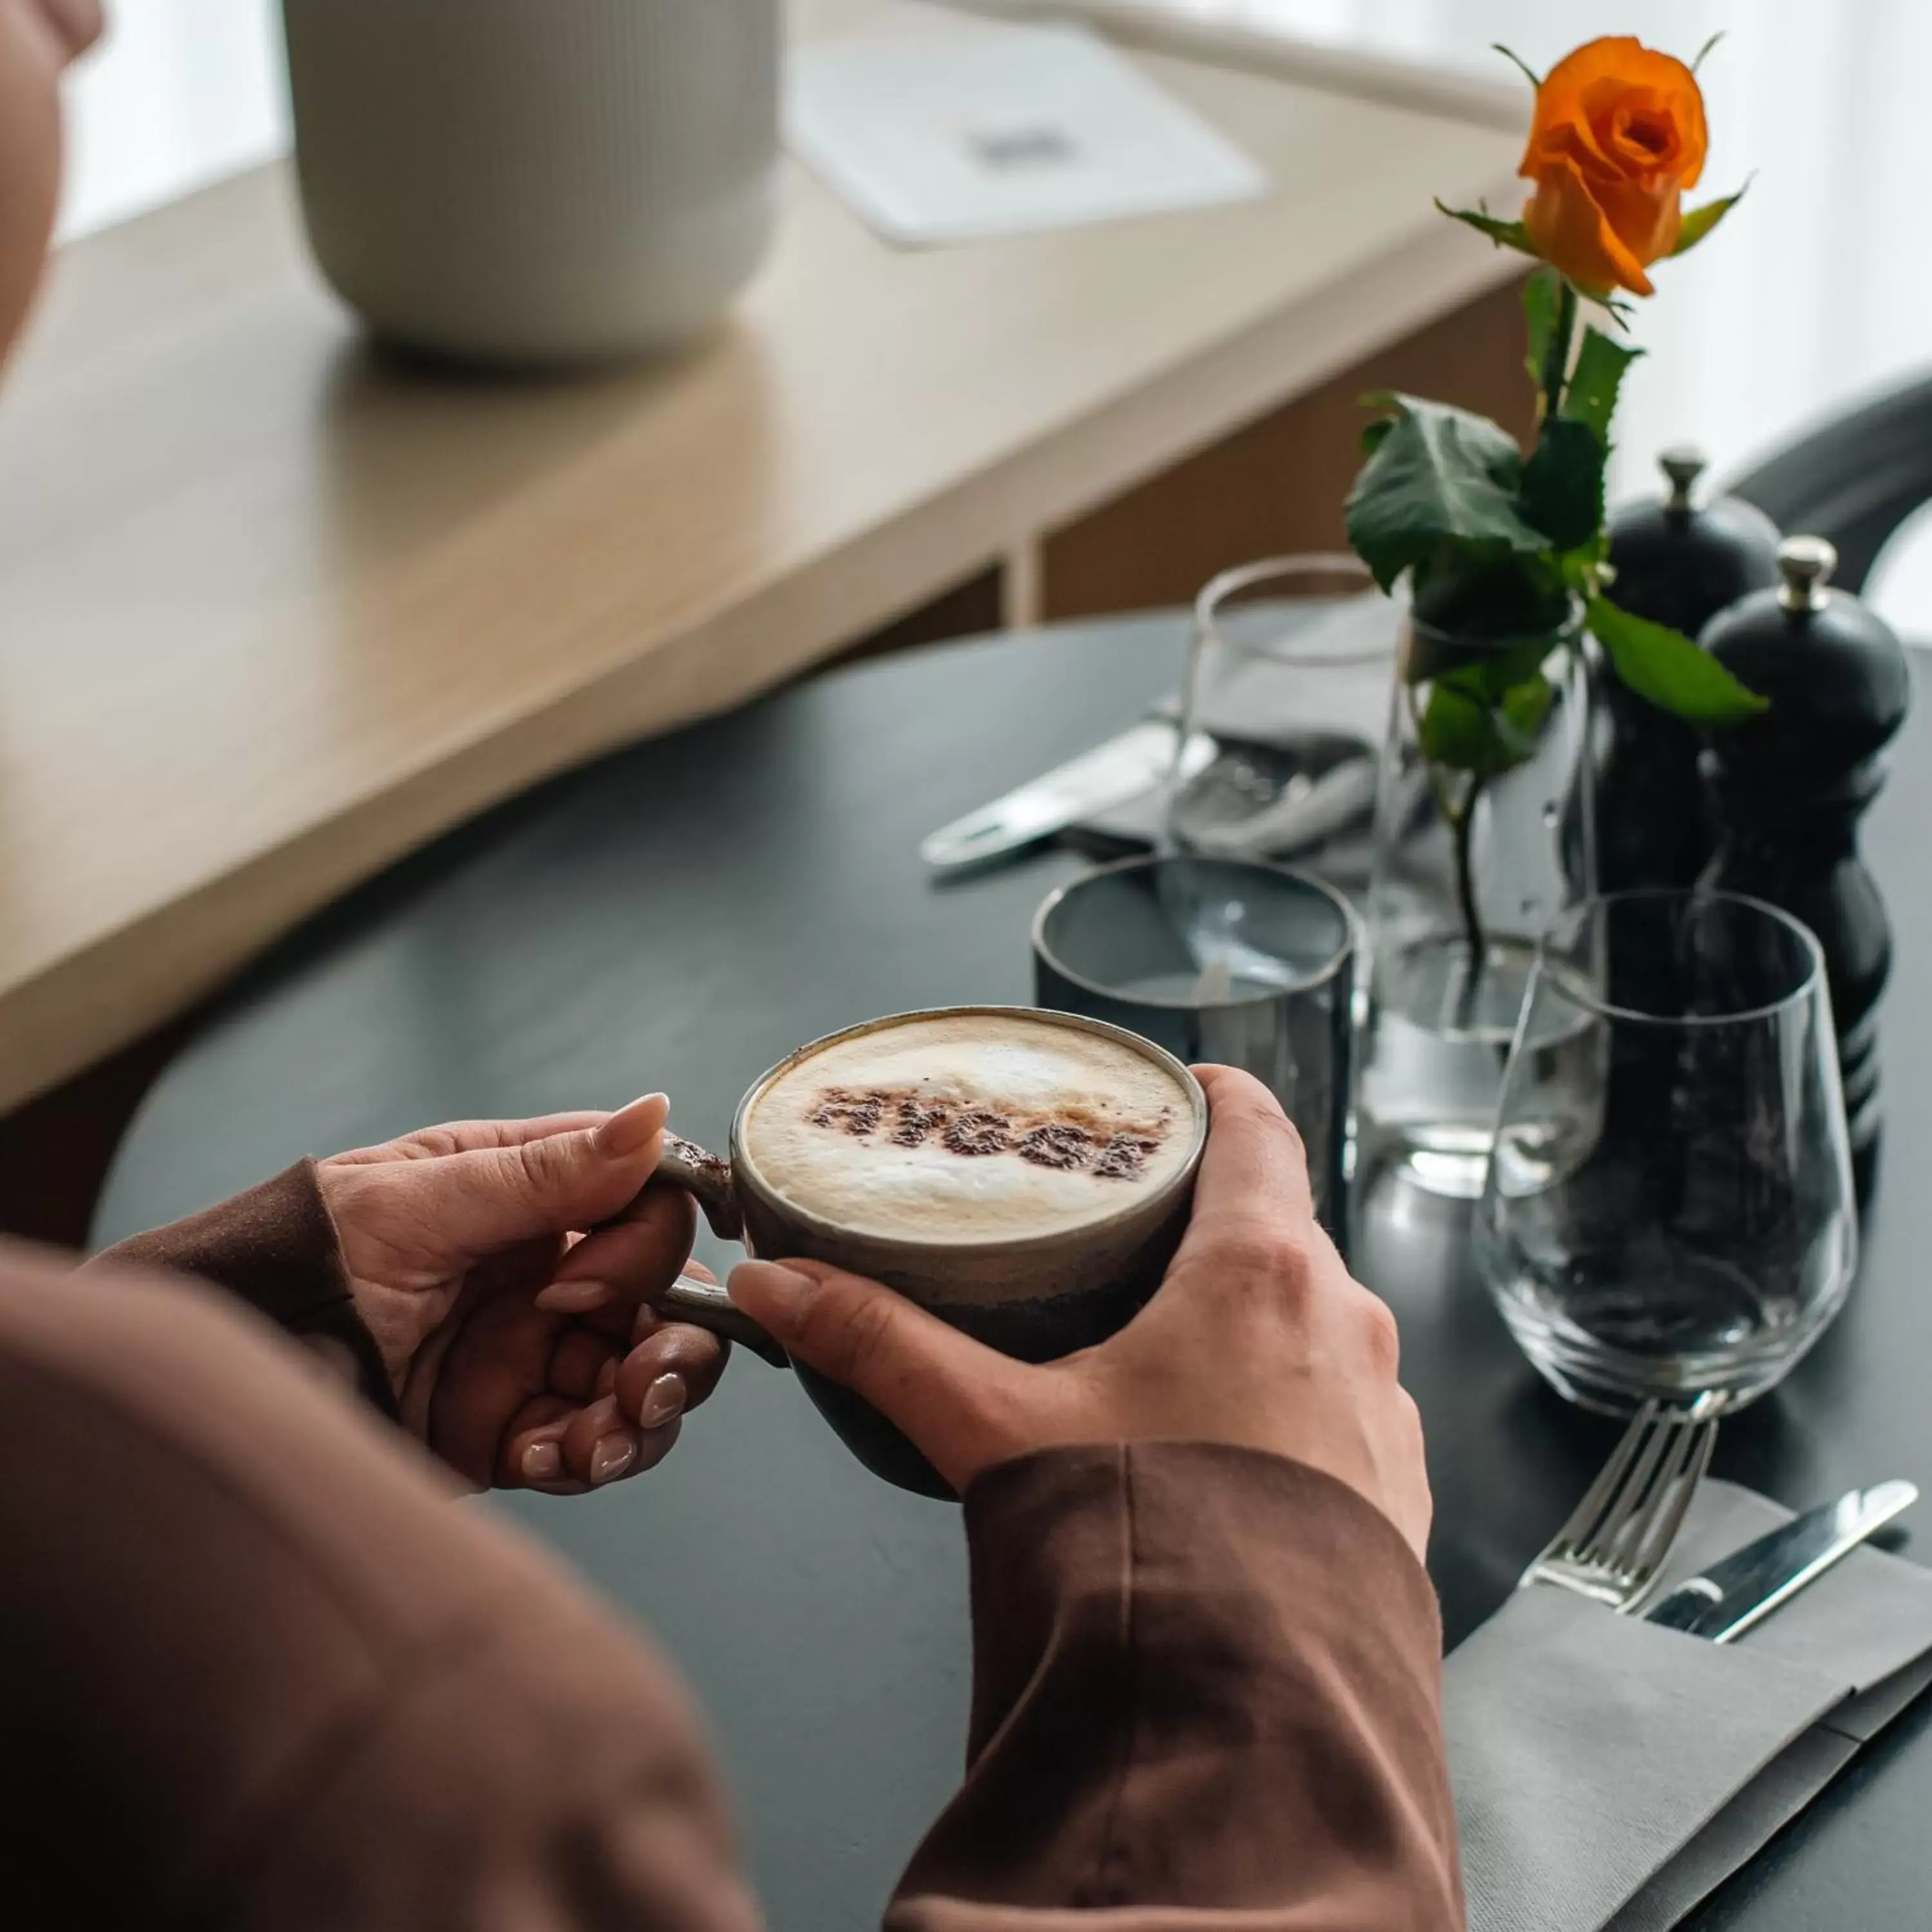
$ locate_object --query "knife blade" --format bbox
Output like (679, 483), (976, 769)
(920, 721), (1212, 875)
(1645, 1479), (1918, 1643)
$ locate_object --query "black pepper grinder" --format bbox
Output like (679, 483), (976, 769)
(1702, 536), (1913, 1193)
(1597, 446), (1781, 891)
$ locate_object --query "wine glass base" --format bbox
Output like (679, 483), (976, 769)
(1492, 1278), (1851, 1420)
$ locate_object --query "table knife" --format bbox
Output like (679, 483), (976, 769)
(920, 721), (1211, 875)
(1645, 1480), (1918, 1643)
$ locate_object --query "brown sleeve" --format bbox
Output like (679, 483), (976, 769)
(890, 1442), (1463, 1931)
(0, 1245), (761, 1932)
(52, 1227), (1456, 1929)
(88, 1158), (399, 1418)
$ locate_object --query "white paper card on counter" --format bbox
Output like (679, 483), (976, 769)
(786, 18), (1268, 247)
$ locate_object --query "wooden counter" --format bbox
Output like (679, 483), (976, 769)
(0, 0), (1521, 1115)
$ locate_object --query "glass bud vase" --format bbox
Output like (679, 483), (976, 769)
(1356, 603), (1595, 1200)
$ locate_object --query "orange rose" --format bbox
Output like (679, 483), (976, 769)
(1519, 37), (1707, 297)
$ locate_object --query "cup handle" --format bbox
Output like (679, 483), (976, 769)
(657, 1269), (790, 1368)
(648, 1135), (789, 1368)
(657, 1134), (744, 1240)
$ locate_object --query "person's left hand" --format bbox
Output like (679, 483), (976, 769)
(316, 1095), (727, 1495)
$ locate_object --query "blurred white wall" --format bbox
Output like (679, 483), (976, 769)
(58, 0), (286, 239)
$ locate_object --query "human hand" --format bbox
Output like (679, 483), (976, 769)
(316, 1095), (728, 1495)
(728, 1066), (1429, 1558)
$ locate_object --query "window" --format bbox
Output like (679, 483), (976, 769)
(59, 0), (286, 240)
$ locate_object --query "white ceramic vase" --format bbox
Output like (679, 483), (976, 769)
(281, 0), (781, 365)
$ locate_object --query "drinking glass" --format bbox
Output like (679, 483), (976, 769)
(1032, 855), (1357, 1238)
(1166, 555), (1396, 900)
(1476, 889), (1857, 1415)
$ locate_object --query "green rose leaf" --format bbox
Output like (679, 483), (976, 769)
(1498, 673), (1555, 755)
(1435, 200), (1537, 258)
(1588, 596), (1768, 723)
(1491, 44), (1543, 88)
(1563, 328), (1642, 446)
(1519, 417), (1606, 551)
(1427, 633), (1561, 699)
(1556, 529), (1607, 597)
(1409, 551), (1573, 649)
(1416, 680), (1501, 775)
(1417, 669), (1553, 781)
(1345, 395), (1544, 594)
(1670, 182), (1750, 258)
(1476, 636), (1561, 697)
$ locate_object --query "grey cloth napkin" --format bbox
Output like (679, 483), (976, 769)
(1446, 1479), (1932, 1932)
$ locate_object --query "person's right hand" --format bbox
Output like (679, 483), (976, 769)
(728, 1065), (1430, 1558)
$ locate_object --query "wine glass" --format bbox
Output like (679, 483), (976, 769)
(1166, 554), (1394, 901)
(1476, 889), (1857, 1415)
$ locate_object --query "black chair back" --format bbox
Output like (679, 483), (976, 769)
(1730, 372), (1932, 593)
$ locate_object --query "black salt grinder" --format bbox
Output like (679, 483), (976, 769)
(1598, 446), (1781, 891)
(1703, 536), (1913, 1193)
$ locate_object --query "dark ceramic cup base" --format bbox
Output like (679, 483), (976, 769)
(795, 1265), (1179, 1500)
(793, 1363), (956, 1498)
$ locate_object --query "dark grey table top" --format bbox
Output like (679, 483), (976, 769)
(97, 618), (1932, 1930)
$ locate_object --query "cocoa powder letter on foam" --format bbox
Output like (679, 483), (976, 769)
(743, 1014), (1191, 1242)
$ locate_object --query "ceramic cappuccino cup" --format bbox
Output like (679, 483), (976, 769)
(641, 1005), (1208, 1497)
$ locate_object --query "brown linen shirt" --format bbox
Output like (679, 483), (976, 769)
(0, 1164), (1462, 1928)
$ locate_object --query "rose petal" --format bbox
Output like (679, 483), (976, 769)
(1519, 35), (1707, 194)
(1522, 152), (1656, 297)
(1593, 170), (1683, 267)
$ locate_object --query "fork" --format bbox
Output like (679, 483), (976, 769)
(1521, 1401), (1721, 1612)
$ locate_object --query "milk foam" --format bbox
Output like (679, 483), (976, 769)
(742, 1014), (1194, 1242)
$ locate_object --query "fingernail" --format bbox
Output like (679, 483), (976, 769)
(640, 1372), (686, 1428)
(521, 1440), (562, 1484)
(730, 1261), (815, 1321)
(590, 1433), (639, 1485)
(535, 1279), (615, 1314)
(596, 1093), (670, 1158)
(596, 1359), (618, 1397)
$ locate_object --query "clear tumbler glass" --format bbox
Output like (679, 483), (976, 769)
(1476, 889), (1857, 1415)
(1032, 855), (1357, 1239)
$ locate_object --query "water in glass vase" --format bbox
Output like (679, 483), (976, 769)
(1358, 931), (1589, 1198)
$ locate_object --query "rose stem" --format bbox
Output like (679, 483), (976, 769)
(1539, 278), (1578, 425)
(1452, 781), (1488, 1025)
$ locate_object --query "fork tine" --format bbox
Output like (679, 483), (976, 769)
(1591, 1409), (1680, 1566)
(1618, 1419), (1718, 1600)
(1596, 1418), (1684, 1571)
(1548, 1399), (1662, 1557)
(1520, 1402), (1720, 1605)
